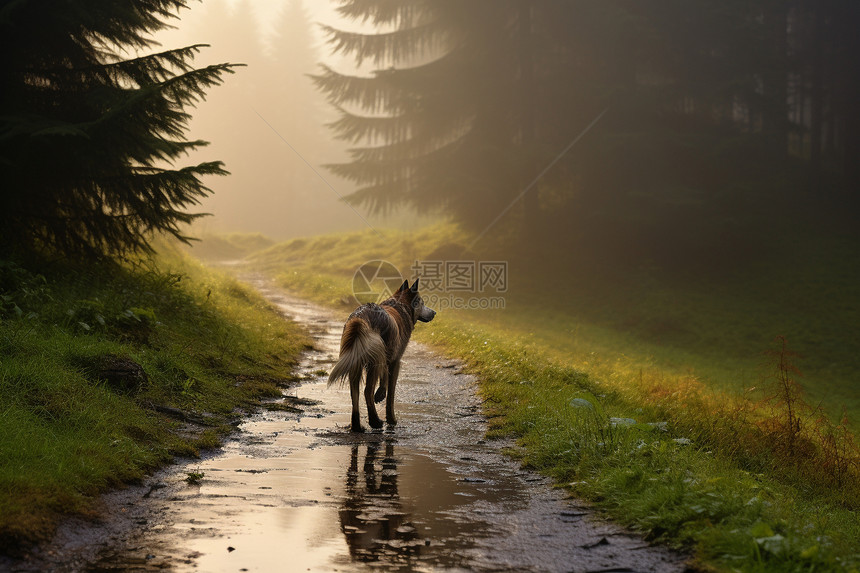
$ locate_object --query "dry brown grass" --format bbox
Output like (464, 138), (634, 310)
(633, 336), (860, 507)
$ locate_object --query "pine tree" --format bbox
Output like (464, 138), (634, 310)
(179, 0), (269, 233)
(313, 1), (527, 229)
(0, 0), (239, 257)
(262, 0), (354, 236)
(316, 0), (860, 243)
(267, 0), (321, 137)
(314, 1), (615, 232)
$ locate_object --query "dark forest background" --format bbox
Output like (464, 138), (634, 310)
(317, 0), (860, 270)
(2, 0), (858, 264)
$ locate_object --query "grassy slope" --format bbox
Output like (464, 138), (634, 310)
(520, 229), (860, 424)
(0, 243), (309, 551)
(181, 232), (275, 262)
(249, 225), (860, 573)
(251, 224), (860, 428)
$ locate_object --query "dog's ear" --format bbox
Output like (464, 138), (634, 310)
(410, 278), (420, 293)
(396, 279), (409, 293)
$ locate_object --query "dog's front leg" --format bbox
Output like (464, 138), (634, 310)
(385, 360), (401, 425)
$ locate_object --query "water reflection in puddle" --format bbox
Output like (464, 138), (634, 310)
(140, 436), (495, 572)
(338, 441), (489, 570)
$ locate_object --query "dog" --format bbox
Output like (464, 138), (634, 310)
(328, 278), (436, 432)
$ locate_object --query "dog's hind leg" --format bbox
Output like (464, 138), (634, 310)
(364, 365), (384, 429)
(385, 360), (401, 426)
(349, 371), (363, 432)
(373, 373), (387, 403)
(374, 364), (390, 403)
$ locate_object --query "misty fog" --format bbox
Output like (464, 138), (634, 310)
(2, 2), (859, 567)
(153, 0), (426, 240)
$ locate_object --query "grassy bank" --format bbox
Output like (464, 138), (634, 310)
(0, 243), (310, 551)
(249, 225), (860, 572)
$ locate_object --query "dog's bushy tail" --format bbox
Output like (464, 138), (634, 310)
(328, 318), (386, 387)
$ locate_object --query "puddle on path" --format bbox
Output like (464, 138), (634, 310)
(83, 276), (688, 573)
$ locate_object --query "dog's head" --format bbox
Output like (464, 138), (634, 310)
(396, 278), (436, 324)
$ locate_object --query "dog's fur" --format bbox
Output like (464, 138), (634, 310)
(328, 278), (436, 432)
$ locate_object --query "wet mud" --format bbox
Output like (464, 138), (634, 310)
(7, 277), (691, 573)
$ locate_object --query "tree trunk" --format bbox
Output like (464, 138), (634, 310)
(518, 0), (540, 231)
(841, 4), (860, 202)
(762, 1), (789, 155)
(809, 0), (824, 192)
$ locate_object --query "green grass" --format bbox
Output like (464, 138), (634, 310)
(511, 231), (860, 427)
(250, 223), (860, 429)
(0, 242), (309, 550)
(249, 225), (860, 573)
(426, 318), (860, 572)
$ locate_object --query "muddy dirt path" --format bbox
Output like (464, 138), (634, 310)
(12, 276), (690, 572)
